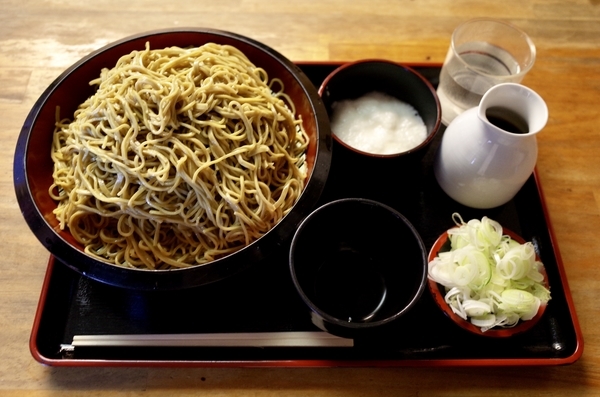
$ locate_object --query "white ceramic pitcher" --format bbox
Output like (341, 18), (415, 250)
(434, 83), (548, 209)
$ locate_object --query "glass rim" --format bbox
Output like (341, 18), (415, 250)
(450, 18), (536, 78)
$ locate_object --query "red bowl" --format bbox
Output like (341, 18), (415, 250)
(427, 227), (549, 338)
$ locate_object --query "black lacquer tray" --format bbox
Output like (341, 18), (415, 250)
(29, 63), (583, 367)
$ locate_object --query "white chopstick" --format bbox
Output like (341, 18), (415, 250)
(71, 331), (353, 348)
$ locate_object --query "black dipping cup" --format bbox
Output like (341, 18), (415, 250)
(289, 198), (428, 338)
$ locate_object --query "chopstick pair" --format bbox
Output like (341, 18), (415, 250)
(68, 331), (354, 348)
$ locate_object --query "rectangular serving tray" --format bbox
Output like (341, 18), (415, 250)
(29, 62), (583, 367)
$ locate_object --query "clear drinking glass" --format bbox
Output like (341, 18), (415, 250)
(436, 18), (536, 125)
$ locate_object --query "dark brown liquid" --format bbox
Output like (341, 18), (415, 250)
(485, 106), (529, 134)
(314, 249), (387, 323)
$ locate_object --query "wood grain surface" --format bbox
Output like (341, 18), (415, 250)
(1, 0), (599, 395)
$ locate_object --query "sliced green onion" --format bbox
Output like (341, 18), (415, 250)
(463, 300), (492, 317)
(429, 213), (551, 332)
(470, 314), (496, 328)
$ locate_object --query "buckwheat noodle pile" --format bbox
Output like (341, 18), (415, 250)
(50, 42), (309, 270)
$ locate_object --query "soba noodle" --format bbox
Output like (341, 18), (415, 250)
(50, 42), (309, 270)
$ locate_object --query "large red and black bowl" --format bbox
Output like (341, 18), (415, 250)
(13, 28), (332, 291)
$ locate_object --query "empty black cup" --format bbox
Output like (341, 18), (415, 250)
(289, 198), (428, 338)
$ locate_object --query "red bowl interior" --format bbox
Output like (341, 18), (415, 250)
(427, 227), (549, 338)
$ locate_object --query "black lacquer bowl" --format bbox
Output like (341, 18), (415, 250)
(289, 198), (428, 338)
(13, 28), (332, 291)
(319, 59), (441, 162)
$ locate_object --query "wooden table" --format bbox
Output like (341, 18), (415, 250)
(1, 0), (599, 395)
